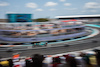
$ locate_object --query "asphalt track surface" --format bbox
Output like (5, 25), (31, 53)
(0, 27), (100, 58)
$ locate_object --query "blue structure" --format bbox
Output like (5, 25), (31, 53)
(7, 14), (32, 23)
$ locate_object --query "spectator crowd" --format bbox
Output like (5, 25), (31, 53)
(0, 49), (100, 67)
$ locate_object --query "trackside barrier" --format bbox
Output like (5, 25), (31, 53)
(0, 27), (99, 48)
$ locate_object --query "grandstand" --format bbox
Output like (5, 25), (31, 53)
(0, 20), (87, 46)
(55, 14), (100, 24)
